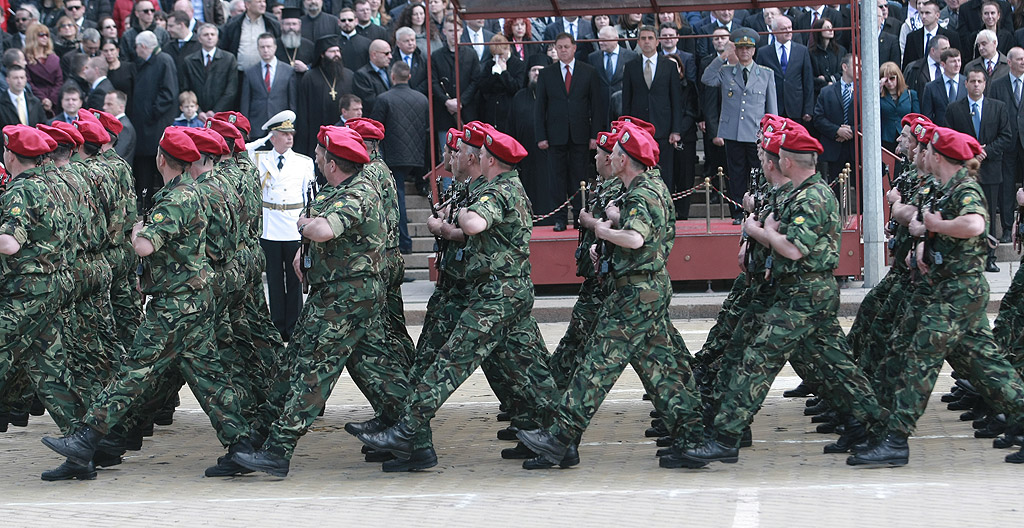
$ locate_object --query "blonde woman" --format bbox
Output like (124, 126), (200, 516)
(24, 23), (64, 116)
(879, 61), (919, 152)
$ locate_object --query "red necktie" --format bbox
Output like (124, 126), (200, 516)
(988, 61), (994, 76)
(564, 65), (572, 92)
(264, 63), (271, 91)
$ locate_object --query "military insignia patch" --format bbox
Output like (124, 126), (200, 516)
(447, 131), (453, 142)
(921, 187), (930, 195)
(465, 129), (472, 140)
(228, 115), (237, 123)
(486, 135), (493, 145)
(630, 208), (637, 215)
(10, 206), (21, 216)
(3, 133), (8, 146)
(933, 131), (940, 143)
(153, 213), (165, 222)
(794, 216), (805, 225)
(480, 196), (490, 202)
(333, 201), (343, 208)
(599, 135), (607, 145)
(315, 194), (325, 201)
(622, 131), (631, 143)
(963, 196), (973, 205)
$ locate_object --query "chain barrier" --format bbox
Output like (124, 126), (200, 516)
(529, 182), (744, 222)
(532, 188), (581, 222)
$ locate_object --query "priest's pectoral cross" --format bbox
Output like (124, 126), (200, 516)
(329, 87), (337, 100)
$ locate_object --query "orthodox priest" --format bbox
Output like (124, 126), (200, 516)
(295, 35), (355, 156)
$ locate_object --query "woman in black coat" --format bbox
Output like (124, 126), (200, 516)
(472, 35), (525, 133)
(807, 18), (846, 102)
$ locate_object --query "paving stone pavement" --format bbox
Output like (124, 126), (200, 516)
(2, 318), (1022, 527)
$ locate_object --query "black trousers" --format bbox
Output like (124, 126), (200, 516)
(981, 182), (1002, 238)
(133, 155), (162, 209)
(547, 142), (594, 225)
(260, 238), (303, 340)
(724, 140), (759, 219)
(656, 136), (676, 201)
(674, 140), (697, 219)
(999, 149), (1022, 234)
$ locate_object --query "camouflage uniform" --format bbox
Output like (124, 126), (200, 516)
(548, 176), (624, 391)
(0, 166), (84, 434)
(544, 169), (703, 449)
(96, 149), (141, 350)
(713, 173), (887, 442)
(398, 170), (559, 448)
(80, 171), (251, 449)
(262, 169), (402, 459)
(887, 168), (1024, 437)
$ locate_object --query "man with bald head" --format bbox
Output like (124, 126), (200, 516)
(588, 25), (639, 126)
(352, 39), (394, 115)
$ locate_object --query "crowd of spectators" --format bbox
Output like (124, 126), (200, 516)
(1, 0), (1023, 230)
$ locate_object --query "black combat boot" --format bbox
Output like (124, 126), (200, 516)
(846, 433), (909, 467)
(42, 425), (104, 467)
(382, 447), (439, 472)
(496, 426), (520, 441)
(681, 434), (740, 464)
(522, 443), (579, 470)
(9, 411), (29, 427)
(357, 423), (416, 459)
(232, 445), (290, 477)
(41, 460), (97, 481)
(659, 444), (710, 469)
(515, 429), (568, 465)
(501, 442), (537, 460)
(205, 439), (256, 477)
(1006, 445), (1024, 463)
(824, 419), (869, 454)
(30, 396), (45, 416)
(783, 381), (815, 398)
(364, 449), (396, 462)
(343, 417), (390, 437)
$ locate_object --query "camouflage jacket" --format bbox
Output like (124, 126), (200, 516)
(0, 166), (70, 276)
(367, 153), (400, 251)
(773, 172), (840, 276)
(748, 180), (793, 277)
(463, 170), (534, 281)
(307, 169), (387, 284)
(196, 167), (243, 265)
(577, 176), (625, 278)
(609, 169), (674, 277)
(928, 167), (989, 278)
(136, 172), (211, 294)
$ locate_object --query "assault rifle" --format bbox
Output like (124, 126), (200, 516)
(300, 179), (318, 294)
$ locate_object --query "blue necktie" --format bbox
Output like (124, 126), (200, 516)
(780, 45), (788, 74)
(972, 102), (981, 138)
(605, 52), (613, 80)
(948, 79), (956, 101)
(842, 83), (852, 125)
(379, 68), (389, 88)
(404, 55), (411, 67)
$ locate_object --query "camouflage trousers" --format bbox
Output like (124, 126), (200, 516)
(547, 272), (703, 449)
(67, 255), (124, 406)
(887, 274), (1024, 436)
(265, 276), (401, 459)
(0, 273), (83, 434)
(863, 273), (919, 412)
(707, 278), (775, 414)
(696, 272), (750, 365)
(401, 276), (559, 449)
(548, 276), (607, 391)
(84, 288), (251, 448)
(383, 248), (415, 365)
(713, 275), (888, 442)
(105, 246), (143, 350)
(992, 260), (1024, 375)
(846, 267), (903, 375)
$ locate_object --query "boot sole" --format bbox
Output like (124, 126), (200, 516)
(382, 457), (438, 472)
(40, 438), (92, 467)
(681, 453), (738, 464)
(659, 455), (709, 469)
(41, 470), (97, 481)
(846, 458), (908, 467)
(356, 434), (412, 460)
(515, 432), (565, 466)
(232, 456), (289, 478)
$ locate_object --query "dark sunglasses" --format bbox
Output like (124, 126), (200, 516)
(139, 8), (155, 14)
(67, 5), (84, 10)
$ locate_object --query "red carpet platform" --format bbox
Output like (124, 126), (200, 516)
(429, 216), (864, 285)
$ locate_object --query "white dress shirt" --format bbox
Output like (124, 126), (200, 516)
(257, 148), (316, 241)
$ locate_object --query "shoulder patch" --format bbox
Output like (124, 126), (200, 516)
(10, 206), (22, 216)
(963, 196), (973, 205)
(153, 212), (165, 223)
(333, 201), (343, 208)
(480, 195), (490, 202)
(315, 194), (325, 201)
(793, 216), (805, 225)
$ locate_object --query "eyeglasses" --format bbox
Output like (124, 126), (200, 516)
(339, 18), (354, 22)
(139, 8), (155, 14)
(39, 33), (50, 38)
(60, 23), (75, 28)
(67, 5), (84, 10)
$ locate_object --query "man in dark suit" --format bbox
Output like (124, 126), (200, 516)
(904, 34), (949, 94)
(813, 53), (857, 183)
(338, 7), (372, 71)
(461, 18), (495, 64)
(696, 10), (740, 61)
(873, 2), (903, 66)
(621, 25), (683, 207)
(542, 16), (594, 62)
(697, 27), (731, 196)
(756, 15), (814, 123)
(392, 26), (428, 95)
(0, 65), (45, 127)
(922, 48), (967, 126)
(130, 30), (179, 200)
(947, 65), (1012, 270)
(241, 34), (297, 139)
(180, 23), (240, 121)
(431, 18), (479, 162)
(744, 7), (782, 48)
(957, 0), (1014, 59)
(103, 90), (135, 165)
(588, 26), (639, 128)
(81, 56), (114, 110)
(534, 32), (601, 231)
(165, 10), (201, 70)
(353, 0), (389, 42)
(982, 46), (1024, 243)
(902, 0), (960, 69)
(352, 39), (392, 116)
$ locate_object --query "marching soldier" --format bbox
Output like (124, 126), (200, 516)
(701, 27), (778, 224)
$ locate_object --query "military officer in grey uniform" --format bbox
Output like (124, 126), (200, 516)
(701, 27), (778, 224)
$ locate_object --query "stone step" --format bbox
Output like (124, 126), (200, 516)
(411, 237), (437, 253)
(401, 252), (432, 270)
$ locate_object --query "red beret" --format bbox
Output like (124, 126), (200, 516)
(39, 122), (83, 147)
(596, 130), (619, 153)
(73, 119), (111, 145)
(85, 108), (124, 136)
(901, 112), (931, 129)
(760, 113), (781, 129)
(159, 127), (201, 163)
(482, 127), (528, 165)
(761, 114), (787, 135)
(316, 125), (331, 147)
(461, 122), (489, 148)
(206, 118), (245, 152)
(212, 111), (251, 136)
(761, 130), (782, 155)
(930, 127), (983, 161)
(4, 125), (57, 157)
(778, 127), (823, 154)
(346, 117), (385, 140)
(617, 122), (660, 167)
(614, 116), (656, 138)
(446, 128), (463, 151)
(322, 126), (371, 164)
(912, 120), (936, 144)
(181, 127), (229, 156)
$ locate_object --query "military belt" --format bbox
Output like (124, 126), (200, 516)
(262, 201), (305, 211)
(614, 271), (660, 288)
(775, 271), (833, 285)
